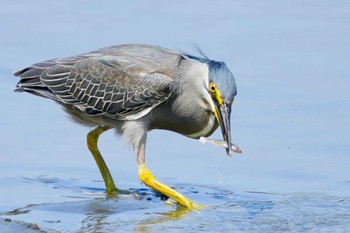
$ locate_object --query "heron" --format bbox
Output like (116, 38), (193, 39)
(14, 44), (239, 210)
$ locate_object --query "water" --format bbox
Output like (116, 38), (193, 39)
(1, 0), (350, 232)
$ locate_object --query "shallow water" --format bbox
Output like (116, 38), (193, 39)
(2, 177), (350, 232)
(1, 0), (350, 232)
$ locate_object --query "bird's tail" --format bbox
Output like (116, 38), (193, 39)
(14, 61), (60, 101)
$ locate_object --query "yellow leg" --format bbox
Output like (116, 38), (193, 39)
(131, 130), (202, 210)
(87, 125), (116, 194)
(138, 163), (203, 210)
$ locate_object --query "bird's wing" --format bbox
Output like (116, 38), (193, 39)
(15, 54), (174, 120)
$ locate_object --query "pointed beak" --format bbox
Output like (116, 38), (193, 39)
(216, 102), (233, 156)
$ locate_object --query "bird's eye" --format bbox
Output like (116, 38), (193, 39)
(210, 83), (216, 93)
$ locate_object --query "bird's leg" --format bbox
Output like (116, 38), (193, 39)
(136, 134), (203, 210)
(87, 125), (117, 194)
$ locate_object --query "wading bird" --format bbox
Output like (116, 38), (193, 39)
(14, 44), (239, 210)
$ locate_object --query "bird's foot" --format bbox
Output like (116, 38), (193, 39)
(138, 163), (205, 211)
(165, 200), (205, 211)
(186, 202), (206, 211)
(106, 187), (133, 197)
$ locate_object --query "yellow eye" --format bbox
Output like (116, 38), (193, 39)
(210, 83), (216, 93)
(209, 82), (223, 105)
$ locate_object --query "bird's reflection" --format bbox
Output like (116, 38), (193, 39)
(134, 206), (194, 233)
(77, 198), (195, 233)
(5, 177), (202, 232)
(76, 191), (197, 233)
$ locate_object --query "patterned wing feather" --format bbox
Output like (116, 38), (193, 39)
(15, 54), (173, 120)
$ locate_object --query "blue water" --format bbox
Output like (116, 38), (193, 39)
(1, 1), (350, 232)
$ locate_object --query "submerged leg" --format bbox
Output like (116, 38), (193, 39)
(135, 134), (203, 210)
(87, 125), (116, 194)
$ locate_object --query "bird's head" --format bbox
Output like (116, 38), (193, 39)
(208, 61), (237, 156)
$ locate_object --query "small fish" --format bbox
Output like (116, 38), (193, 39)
(199, 137), (242, 155)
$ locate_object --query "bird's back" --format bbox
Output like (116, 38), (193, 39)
(14, 44), (182, 120)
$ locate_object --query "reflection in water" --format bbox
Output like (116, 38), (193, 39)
(76, 198), (195, 233)
(135, 206), (193, 233)
(77, 190), (195, 232)
(3, 180), (350, 232)
(2, 180), (199, 233)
